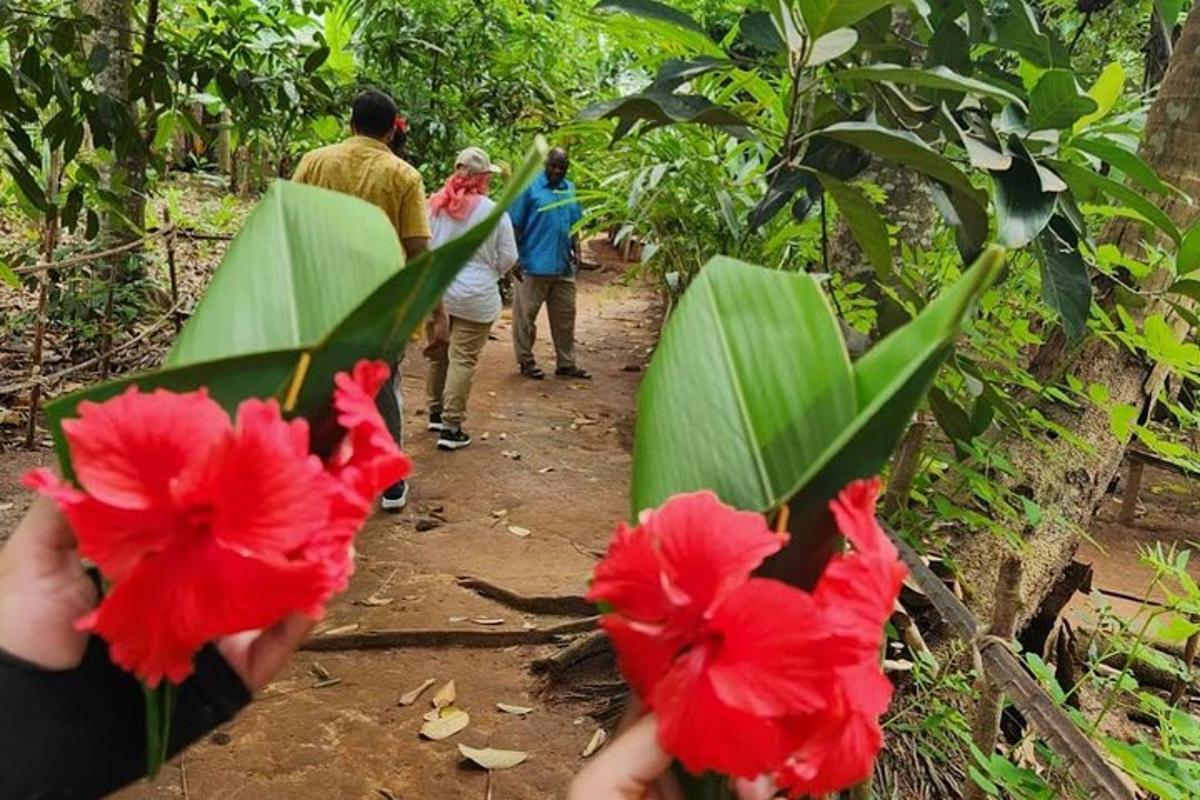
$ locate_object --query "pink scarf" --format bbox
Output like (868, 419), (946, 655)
(429, 173), (491, 220)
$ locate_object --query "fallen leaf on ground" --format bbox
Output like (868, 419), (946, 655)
(448, 615), (469, 623)
(537, 466), (555, 474)
(320, 623), (360, 637)
(420, 708), (469, 740)
(499, 432), (508, 440)
(0, 502), (13, 512)
(472, 618), (505, 626)
(481, 431), (490, 440)
(582, 728), (608, 758)
(432, 680), (457, 708)
(507, 526), (531, 538)
(357, 595), (394, 607)
(458, 744), (528, 770)
(573, 417), (597, 426)
(496, 703), (534, 715)
(398, 678), (436, 706)
(522, 621), (539, 630)
(310, 663), (333, 681)
(491, 509), (508, 518)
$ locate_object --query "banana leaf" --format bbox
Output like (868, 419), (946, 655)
(46, 141), (548, 476)
(631, 245), (1006, 584)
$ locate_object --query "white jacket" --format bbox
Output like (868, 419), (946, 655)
(430, 197), (519, 324)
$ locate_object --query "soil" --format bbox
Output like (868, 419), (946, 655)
(0, 238), (659, 800)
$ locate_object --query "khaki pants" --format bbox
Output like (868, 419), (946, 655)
(426, 316), (493, 428)
(512, 276), (577, 371)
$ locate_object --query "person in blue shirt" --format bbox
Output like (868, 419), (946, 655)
(509, 148), (590, 380)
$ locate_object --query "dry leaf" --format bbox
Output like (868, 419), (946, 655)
(419, 708), (469, 740)
(432, 680), (457, 708)
(0, 502), (14, 512)
(573, 417), (596, 426)
(472, 618), (505, 626)
(398, 678), (436, 706)
(522, 621), (539, 631)
(537, 466), (555, 474)
(496, 703), (533, 715)
(321, 623), (360, 637)
(491, 509), (508, 519)
(490, 412), (508, 420)
(357, 595), (394, 607)
(310, 663), (333, 681)
(507, 526), (531, 538)
(458, 744), (528, 770)
(581, 728), (608, 758)
(448, 615), (468, 623)
(422, 708), (443, 722)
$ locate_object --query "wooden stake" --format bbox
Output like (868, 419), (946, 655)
(1169, 621), (1199, 705)
(26, 153), (61, 449)
(963, 556), (1023, 800)
(164, 208), (181, 333)
(883, 416), (929, 517)
(1119, 459), (1145, 524)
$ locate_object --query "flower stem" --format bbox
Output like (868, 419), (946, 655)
(144, 682), (178, 778)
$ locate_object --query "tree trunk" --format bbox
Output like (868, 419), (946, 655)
(946, 8), (1200, 634)
(82, 0), (145, 240)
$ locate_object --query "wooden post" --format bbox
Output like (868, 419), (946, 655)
(963, 556), (1024, 800)
(1120, 458), (1145, 524)
(218, 108), (232, 174)
(163, 208), (181, 333)
(883, 415), (929, 517)
(26, 154), (61, 449)
(99, 253), (118, 380)
(1169, 622), (1199, 705)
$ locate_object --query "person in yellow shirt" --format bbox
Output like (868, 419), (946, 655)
(293, 89), (443, 511)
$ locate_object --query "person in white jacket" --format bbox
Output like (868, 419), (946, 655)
(425, 147), (519, 451)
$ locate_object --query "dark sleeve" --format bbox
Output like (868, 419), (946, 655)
(0, 638), (251, 800)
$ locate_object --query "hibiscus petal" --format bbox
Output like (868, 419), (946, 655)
(829, 478), (895, 561)
(654, 646), (794, 779)
(179, 398), (337, 559)
(81, 538), (328, 686)
(650, 492), (784, 614)
(23, 468), (179, 582)
(329, 360), (412, 497)
(776, 708), (884, 798)
(63, 387), (230, 510)
(587, 521), (673, 623)
(814, 550), (906, 647)
(600, 616), (681, 700)
(706, 579), (832, 717)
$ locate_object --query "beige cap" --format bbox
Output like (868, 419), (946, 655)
(456, 146), (502, 175)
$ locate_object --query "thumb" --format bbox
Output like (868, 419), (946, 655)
(568, 715), (678, 800)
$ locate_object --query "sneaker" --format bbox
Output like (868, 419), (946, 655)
(380, 480), (409, 511)
(437, 427), (472, 451)
(427, 410), (445, 433)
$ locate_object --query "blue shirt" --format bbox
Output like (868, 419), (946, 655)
(509, 173), (583, 277)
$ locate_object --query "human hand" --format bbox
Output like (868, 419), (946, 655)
(568, 714), (682, 800)
(512, 264), (525, 283)
(216, 614), (315, 692)
(0, 499), (98, 670)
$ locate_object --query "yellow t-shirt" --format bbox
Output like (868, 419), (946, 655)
(292, 135), (432, 249)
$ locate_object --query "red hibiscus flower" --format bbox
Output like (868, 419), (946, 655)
(589, 480), (905, 791)
(25, 360), (410, 687)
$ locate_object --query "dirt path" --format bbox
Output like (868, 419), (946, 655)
(0, 245), (658, 800)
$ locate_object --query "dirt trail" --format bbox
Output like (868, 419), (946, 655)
(0, 244), (658, 800)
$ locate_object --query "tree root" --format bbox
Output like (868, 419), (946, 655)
(531, 630), (611, 676)
(301, 617), (597, 652)
(455, 576), (594, 616)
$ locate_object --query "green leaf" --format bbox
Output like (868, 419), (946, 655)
(579, 92), (753, 140)
(0, 259), (19, 288)
(806, 28), (858, 66)
(1053, 160), (1181, 245)
(992, 137), (1056, 249)
(942, 105), (1012, 171)
(593, 0), (705, 33)
(1028, 70), (1098, 131)
(651, 57), (731, 91)
(632, 257), (857, 514)
(632, 245), (1006, 516)
(1036, 216), (1092, 342)
(929, 386), (973, 454)
(836, 64), (1027, 108)
(1178, 224), (1200, 274)
(1073, 62), (1125, 133)
(818, 122), (989, 256)
(303, 46), (330, 73)
(1168, 278), (1200, 302)
(5, 155), (47, 214)
(818, 172), (892, 278)
(1154, 0), (1185, 28)
(166, 182), (404, 368)
(1072, 137), (1173, 197)
(739, 11), (785, 53)
(797, 0), (892, 39)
